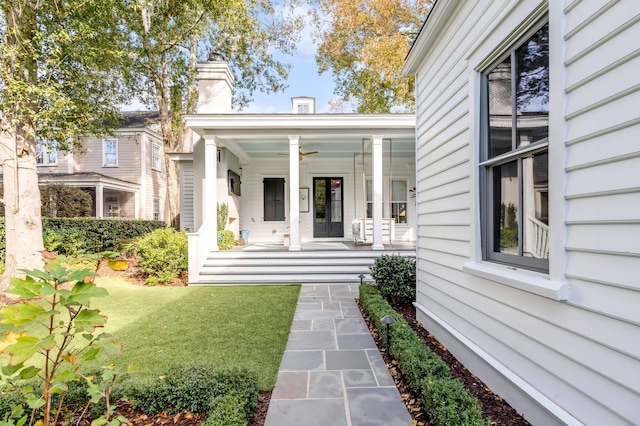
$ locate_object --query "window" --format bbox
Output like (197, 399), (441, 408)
(153, 198), (160, 221)
(152, 143), (161, 170)
(264, 178), (285, 221)
(36, 138), (57, 165)
(391, 180), (407, 224)
(103, 139), (118, 166)
(366, 179), (407, 223)
(481, 22), (549, 272)
(297, 104), (309, 114)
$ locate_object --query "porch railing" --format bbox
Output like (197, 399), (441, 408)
(526, 216), (549, 259)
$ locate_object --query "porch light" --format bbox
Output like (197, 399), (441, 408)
(358, 274), (366, 285)
(380, 315), (396, 356)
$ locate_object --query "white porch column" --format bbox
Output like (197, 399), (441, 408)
(288, 135), (301, 251)
(372, 135), (384, 250)
(96, 184), (104, 218)
(204, 134), (218, 251)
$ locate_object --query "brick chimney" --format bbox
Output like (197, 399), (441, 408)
(196, 52), (234, 113)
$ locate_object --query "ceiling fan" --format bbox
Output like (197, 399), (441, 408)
(279, 147), (319, 161)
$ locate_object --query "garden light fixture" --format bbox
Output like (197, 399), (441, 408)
(380, 315), (396, 356)
(358, 274), (366, 285)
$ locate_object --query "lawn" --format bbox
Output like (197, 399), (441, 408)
(2, 277), (300, 391)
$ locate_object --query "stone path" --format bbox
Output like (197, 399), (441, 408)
(264, 284), (412, 426)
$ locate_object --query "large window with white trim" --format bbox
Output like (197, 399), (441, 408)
(152, 143), (161, 170)
(366, 178), (407, 223)
(481, 22), (549, 272)
(36, 138), (57, 165)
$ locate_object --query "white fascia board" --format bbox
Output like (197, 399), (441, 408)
(167, 152), (194, 163)
(184, 114), (416, 138)
(402, 0), (460, 76)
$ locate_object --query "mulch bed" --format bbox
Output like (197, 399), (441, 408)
(357, 299), (531, 426)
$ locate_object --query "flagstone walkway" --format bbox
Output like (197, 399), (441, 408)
(264, 284), (412, 426)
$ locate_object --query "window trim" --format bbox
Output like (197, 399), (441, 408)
(152, 197), (160, 221)
(480, 20), (549, 273)
(36, 138), (57, 166)
(103, 138), (118, 167)
(151, 143), (161, 171)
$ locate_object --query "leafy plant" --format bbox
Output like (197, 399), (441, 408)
(131, 228), (187, 285)
(369, 254), (416, 305)
(0, 253), (127, 426)
(217, 203), (229, 232)
(217, 230), (236, 251)
(40, 185), (93, 218)
(127, 364), (258, 416)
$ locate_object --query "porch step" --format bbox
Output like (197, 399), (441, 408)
(191, 249), (415, 285)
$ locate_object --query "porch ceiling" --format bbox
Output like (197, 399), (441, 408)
(185, 113), (416, 164)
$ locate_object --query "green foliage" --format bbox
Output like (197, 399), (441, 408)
(359, 284), (490, 426)
(369, 255), (416, 305)
(217, 230), (236, 251)
(0, 254), (126, 426)
(423, 379), (489, 426)
(205, 393), (249, 426)
(127, 364), (258, 416)
(217, 203), (229, 232)
(40, 185), (93, 218)
(132, 228), (187, 285)
(43, 228), (87, 256)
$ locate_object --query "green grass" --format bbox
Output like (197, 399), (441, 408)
(2, 278), (300, 391)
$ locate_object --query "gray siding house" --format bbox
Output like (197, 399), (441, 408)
(402, 0), (640, 424)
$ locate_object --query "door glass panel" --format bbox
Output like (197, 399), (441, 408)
(331, 179), (342, 222)
(315, 179), (326, 223)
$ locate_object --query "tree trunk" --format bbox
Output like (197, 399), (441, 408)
(0, 125), (44, 292)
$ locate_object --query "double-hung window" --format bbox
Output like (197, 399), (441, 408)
(365, 179), (407, 224)
(36, 138), (57, 165)
(153, 198), (160, 221)
(152, 143), (161, 170)
(481, 22), (549, 272)
(103, 139), (118, 167)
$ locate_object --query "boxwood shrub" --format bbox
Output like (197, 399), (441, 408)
(359, 284), (490, 426)
(369, 254), (416, 305)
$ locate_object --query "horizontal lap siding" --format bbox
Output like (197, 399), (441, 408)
(415, 0), (640, 423)
(180, 163), (194, 231)
(76, 136), (141, 184)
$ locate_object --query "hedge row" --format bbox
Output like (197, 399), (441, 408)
(359, 284), (490, 426)
(0, 217), (166, 261)
(1, 364), (259, 426)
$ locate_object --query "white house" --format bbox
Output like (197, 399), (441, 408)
(172, 56), (417, 284)
(402, 0), (640, 424)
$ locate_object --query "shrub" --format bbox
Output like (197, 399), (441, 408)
(128, 364), (258, 417)
(423, 379), (488, 426)
(132, 227), (187, 284)
(217, 203), (229, 232)
(217, 230), (236, 250)
(43, 228), (88, 256)
(40, 184), (93, 217)
(369, 254), (416, 305)
(204, 393), (249, 426)
(359, 284), (490, 426)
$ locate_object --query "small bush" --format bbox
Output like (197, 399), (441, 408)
(217, 230), (236, 250)
(128, 364), (258, 416)
(132, 227), (187, 284)
(43, 228), (88, 256)
(204, 393), (248, 426)
(423, 379), (488, 426)
(369, 254), (416, 305)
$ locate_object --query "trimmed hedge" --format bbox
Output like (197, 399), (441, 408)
(359, 284), (490, 426)
(125, 364), (258, 418)
(131, 227), (187, 285)
(0, 217), (166, 261)
(369, 254), (416, 305)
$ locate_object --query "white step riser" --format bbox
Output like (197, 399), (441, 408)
(190, 274), (373, 285)
(203, 258), (378, 267)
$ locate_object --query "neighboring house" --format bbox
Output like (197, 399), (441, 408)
(6, 111), (167, 221)
(171, 56), (417, 284)
(402, 1), (639, 425)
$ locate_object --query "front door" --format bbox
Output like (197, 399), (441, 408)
(313, 177), (344, 238)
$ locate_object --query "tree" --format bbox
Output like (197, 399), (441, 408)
(310, 0), (433, 113)
(0, 1), (132, 291)
(40, 185), (93, 218)
(121, 0), (302, 226)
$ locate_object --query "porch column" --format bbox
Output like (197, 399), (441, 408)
(372, 135), (384, 250)
(96, 184), (104, 218)
(288, 135), (301, 251)
(204, 134), (218, 251)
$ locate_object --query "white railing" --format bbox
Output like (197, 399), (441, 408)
(187, 219), (216, 283)
(361, 218), (395, 242)
(526, 216), (549, 259)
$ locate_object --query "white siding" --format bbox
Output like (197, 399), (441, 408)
(411, 0), (640, 424)
(75, 135), (142, 184)
(179, 162), (194, 231)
